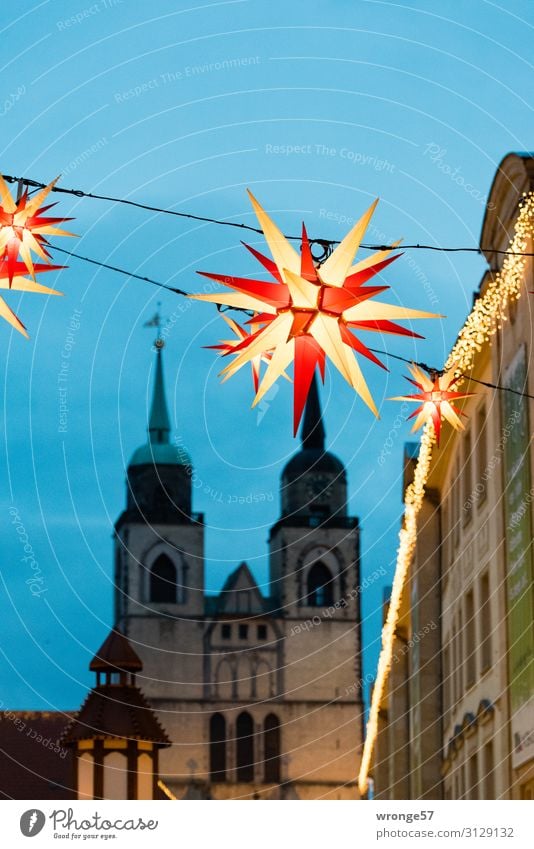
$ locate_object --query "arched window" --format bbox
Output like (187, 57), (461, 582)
(263, 713), (281, 783)
(150, 554), (177, 603)
(306, 561), (334, 606)
(235, 712), (255, 782)
(209, 713), (227, 782)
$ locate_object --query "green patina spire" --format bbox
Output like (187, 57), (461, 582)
(149, 340), (171, 444)
(129, 332), (191, 468)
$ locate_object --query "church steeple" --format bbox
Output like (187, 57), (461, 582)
(148, 340), (171, 444)
(301, 373), (325, 451)
(123, 328), (194, 522)
(279, 370), (347, 521)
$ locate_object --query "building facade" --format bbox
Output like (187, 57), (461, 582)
(373, 152), (534, 800)
(114, 345), (364, 800)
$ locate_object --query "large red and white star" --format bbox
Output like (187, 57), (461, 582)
(191, 191), (442, 433)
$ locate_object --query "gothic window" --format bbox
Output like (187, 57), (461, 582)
(150, 554), (177, 603)
(263, 714), (281, 783)
(209, 713), (227, 782)
(235, 712), (255, 782)
(306, 561), (334, 606)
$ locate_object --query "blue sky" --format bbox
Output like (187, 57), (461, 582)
(1, 0), (533, 710)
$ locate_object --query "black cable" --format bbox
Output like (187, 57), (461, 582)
(368, 346), (534, 401)
(52, 246), (189, 296)
(463, 374), (534, 401)
(4, 173), (534, 257)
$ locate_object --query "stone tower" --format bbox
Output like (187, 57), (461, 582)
(114, 339), (205, 703)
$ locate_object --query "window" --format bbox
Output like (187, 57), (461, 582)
(209, 713), (227, 782)
(453, 455), (461, 548)
(484, 741), (495, 799)
(457, 609), (464, 699)
(306, 562), (334, 606)
(469, 752), (478, 799)
(443, 642), (450, 721)
(476, 405), (488, 505)
(257, 624), (267, 640)
(221, 623), (231, 639)
(239, 624), (249, 640)
(463, 429), (472, 526)
(480, 572), (492, 671)
(465, 589), (476, 688)
(150, 554), (177, 603)
(263, 714), (281, 783)
(236, 712), (254, 782)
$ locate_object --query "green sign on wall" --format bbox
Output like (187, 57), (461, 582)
(502, 345), (534, 769)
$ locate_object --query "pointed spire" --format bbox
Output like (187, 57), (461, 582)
(300, 372), (325, 450)
(149, 340), (171, 444)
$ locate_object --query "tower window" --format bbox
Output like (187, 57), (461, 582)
(239, 623), (249, 640)
(263, 714), (281, 783)
(149, 554), (177, 603)
(306, 561), (334, 606)
(235, 712), (255, 782)
(221, 624), (231, 639)
(257, 625), (267, 640)
(209, 713), (227, 782)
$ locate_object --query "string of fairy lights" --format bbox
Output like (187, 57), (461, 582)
(357, 191), (534, 796)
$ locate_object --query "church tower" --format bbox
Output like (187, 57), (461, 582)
(268, 374), (364, 797)
(114, 338), (205, 703)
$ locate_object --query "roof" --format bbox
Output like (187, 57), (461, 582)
(149, 342), (171, 442)
(301, 373), (325, 450)
(90, 627), (143, 673)
(216, 562), (267, 615)
(480, 152), (534, 267)
(0, 711), (75, 800)
(62, 686), (170, 746)
(283, 372), (345, 480)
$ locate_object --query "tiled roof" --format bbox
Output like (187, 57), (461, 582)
(89, 628), (143, 672)
(62, 686), (170, 746)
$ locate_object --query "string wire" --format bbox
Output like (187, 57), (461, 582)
(6, 175), (534, 402)
(4, 172), (534, 257)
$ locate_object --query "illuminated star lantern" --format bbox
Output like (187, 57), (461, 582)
(0, 174), (75, 284)
(389, 363), (474, 446)
(0, 259), (65, 337)
(205, 314), (291, 393)
(190, 190), (442, 433)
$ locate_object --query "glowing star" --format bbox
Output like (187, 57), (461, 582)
(190, 191), (442, 433)
(0, 259), (65, 337)
(389, 363), (474, 446)
(0, 174), (75, 284)
(206, 314), (290, 393)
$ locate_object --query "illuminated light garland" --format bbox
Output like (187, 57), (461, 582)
(358, 191), (534, 797)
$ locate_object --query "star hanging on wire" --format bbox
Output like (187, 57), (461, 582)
(0, 174), (75, 285)
(0, 260), (65, 337)
(205, 314), (291, 393)
(190, 191), (442, 433)
(389, 363), (474, 446)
